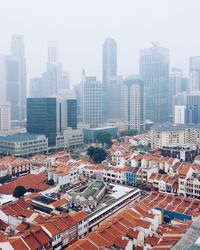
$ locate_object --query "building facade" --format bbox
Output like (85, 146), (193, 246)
(0, 133), (48, 157)
(189, 56), (200, 92)
(140, 44), (169, 123)
(82, 76), (103, 128)
(151, 123), (200, 148)
(122, 75), (144, 131)
(27, 96), (77, 147)
(0, 103), (11, 131)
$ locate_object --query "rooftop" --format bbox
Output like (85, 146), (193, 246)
(0, 133), (46, 142)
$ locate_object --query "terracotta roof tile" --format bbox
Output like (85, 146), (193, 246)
(71, 211), (89, 222)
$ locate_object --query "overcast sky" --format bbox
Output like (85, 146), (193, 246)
(0, 0), (200, 86)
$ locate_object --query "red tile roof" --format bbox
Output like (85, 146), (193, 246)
(0, 173), (49, 194)
(71, 211), (89, 223)
(51, 198), (68, 208)
(145, 235), (160, 246)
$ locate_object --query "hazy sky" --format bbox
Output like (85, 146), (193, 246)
(0, 0), (200, 86)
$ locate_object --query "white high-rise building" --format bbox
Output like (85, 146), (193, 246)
(189, 56), (200, 92)
(174, 105), (186, 124)
(0, 103), (11, 131)
(122, 75), (144, 131)
(83, 76), (103, 128)
(169, 68), (183, 117)
(11, 35), (27, 121)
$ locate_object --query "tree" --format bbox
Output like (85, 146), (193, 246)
(46, 179), (55, 186)
(87, 146), (96, 158)
(93, 148), (107, 163)
(0, 174), (12, 185)
(96, 132), (112, 147)
(87, 146), (107, 163)
(13, 185), (26, 198)
(120, 129), (138, 137)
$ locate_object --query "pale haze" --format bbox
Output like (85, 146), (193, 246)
(0, 0), (199, 86)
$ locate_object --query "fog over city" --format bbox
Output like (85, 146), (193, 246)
(0, 0), (200, 86)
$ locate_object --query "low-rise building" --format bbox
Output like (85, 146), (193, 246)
(48, 164), (79, 186)
(83, 127), (118, 143)
(0, 133), (48, 157)
(161, 143), (199, 162)
(151, 123), (200, 148)
(71, 211), (89, 239)
(56, 129), (84, 151)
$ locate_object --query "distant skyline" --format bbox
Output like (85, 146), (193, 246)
(0, 0), (200, 86)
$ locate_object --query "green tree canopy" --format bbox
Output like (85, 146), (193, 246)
(87, 146), (107, 163)
(13, 185), (26, 198)
(46, 179), (55, 186)
(96, 132), (112, 147)
(120, 129), (138, 137)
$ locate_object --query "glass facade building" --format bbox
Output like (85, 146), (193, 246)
(67, 99), (77, 129)
(27, 98), (57, 146)
(140, 45), (169, 123)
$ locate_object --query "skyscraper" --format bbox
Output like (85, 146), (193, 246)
(27, 95), (77, 146)
(0, 103), (11, 131)
(169, 67), (183, 117)
(103, 38), (117, 85)
(102, 38), (117, 122)
(140, 44), (169, 123)
(29, 41), (70, 98)
(11, 35), (27, 121)
(82, 76), (103, 128)
(122, 75), (144, 131)
(27, 98), (57, 146)
(107, 76), (122, 122)
(189, 56), (200, 92)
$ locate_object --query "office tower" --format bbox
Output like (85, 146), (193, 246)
(11, 35), (27, 121)
(107, 76), (122, 122)
(0, 103), (11, 131)
(186, 92), (200, 124)
(29, 78), (42, 97)
(140, 44), (169, 123)
(29, 41), (70, 98)
(0, 55), (7, 103)
(174, 106), (186, 124)
(181, 77), (189, 92)
(169, 68), (183, 117)
(27, 95), (77, 146)
(0, 54), (20, 120)
(47, 40), (57, 65)
(122, 75), (144, 131)
(27, 98), (57, 146)
(1, 55), (20, 120)
(103, 38), (117, 85)
(102, 38), (117, 122)
(83, 76), (103, 128)
(189, 56), (200, 92)
(173, 92), (200, 124)
(75, 82), (83, 122)
(60, 71), (70, 90)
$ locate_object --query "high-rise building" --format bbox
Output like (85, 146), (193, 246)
(27, 95), (77, 146)
(122, 75), (144, 131)
(29, 41), (70, 98)
(0, 103), (11, 131)
(83, 76), (103, 128)
(11, 35), (27, 121)
(0, 55), (7, 103)
(102, 38), (117, 122)
(173, 91), (200, 124)
(140, 44), (169, 123)
(189, 56), (200, 92)
(169, 68), (183, 117)
(107, 76), (122, 122)
(103, 38), (117, 85)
